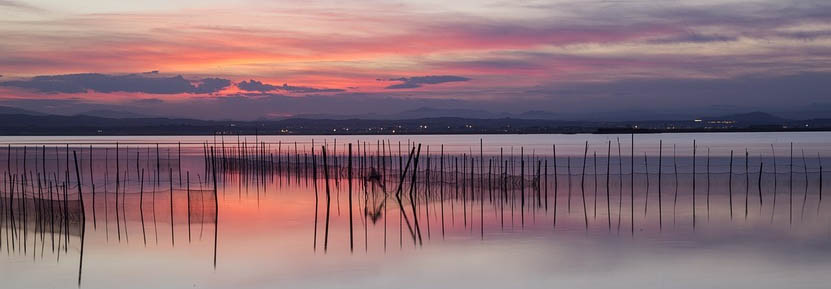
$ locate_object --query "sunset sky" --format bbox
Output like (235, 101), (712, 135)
(1, 0), (829, 120)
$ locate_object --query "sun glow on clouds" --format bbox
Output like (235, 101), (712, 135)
(0, 0), (830, 118)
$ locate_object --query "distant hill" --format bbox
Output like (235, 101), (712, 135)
(702, 111), (788, 124)
(394, 107), (508, 119)
(0, 106), (45, 116)
(0, 108), (825, 135)
(293, 107), (558, 120)
(516, 110), (559, 120)
(77, 109), (152, 119)
(0, 113), (590, 135)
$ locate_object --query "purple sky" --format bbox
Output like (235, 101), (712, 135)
(1, 0), (830, 120)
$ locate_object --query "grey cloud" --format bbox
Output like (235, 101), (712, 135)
(0, 72), (231, 94)
(522, 71), (831, 120)
(384, 75), (470, 89)
(647, 33), (738, 44)
(195, 78), (232, 94)
(154, 92), (472, 120)
(237, 79), (345, 93)
(281, 84), (345, 93)
(3, 72), (831, 121)
(777, 30), (831, 41)
(132, 98), (165, 105)
(0, 0), (43, 11)
(529, 0), (831, 43)
(237, 79), (278, 92)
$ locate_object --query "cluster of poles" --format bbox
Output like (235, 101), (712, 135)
(295, 138), (826, 254)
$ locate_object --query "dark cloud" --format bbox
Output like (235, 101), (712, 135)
(647, 33), (738, 44)
(280, 84), (345, 93)
(132, 98), (165, 105)
(427, 57), (547, 72)
(0, 72), (231, 94)
(195, 78), (232, 94)
(0, 0), (43, 11)
(237, 79), (278, 92)
(236, 79), (345, 93)
(384, 75), (470, 89)
(777, 30), (831, 41)
(3, 72), (831, 121)
(147, 92), (471, 120)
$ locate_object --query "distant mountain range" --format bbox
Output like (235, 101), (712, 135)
(292, 107), (792, 123)
(0, 106), (154, 119)
(8, 102), (831, 123)
(0, 107), (827, 135)
(291, 107), (801, 123)
(291, 107), (682, 121)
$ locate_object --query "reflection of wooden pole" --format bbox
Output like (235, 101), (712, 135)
(537, 160), (542, 209)
(819, 153), (823, 202)
(115, 143), (121, 241)
(73, 151), (85, 219)
(606, 141), (611, 230)
(644, 152), (649, 216)
(178, 142), (182, 186)
(322, 146), (332, 252)
(802, 149), (809, 220)
(211, 146), (218, 269)
(658, 140), (662, 230)
(312, 146), (318, 251)
(693, 140), (696, 228)
(581, 141), (588, 229)
(169, 167), (175, 246)
(518, 149), (524, 227)
(156, 143), (160, 186)
(480, 138), (485, 205)
(187, 170), (191, 244)
(409, 144), (423, 245)
(630, 135), (634, 235)
(617, 138), (622, 231)
(707, 147), (711, 219)
(746, 149), (750, 218)
(673, 145), (679, 217)
(489, 158), (493, 237)
(553, 144), (558, 228)
(441, 145), (445, 238)
(594, 152), (598, 219)
(758, 161), (764, 207)
(89, 145), (96, 229)
(426, 146), (432, 240)
(140, 169), (146, 246)
(74, 149), (87, 286)
(545, 158), (549, 212)
(789, 143), (793, 225)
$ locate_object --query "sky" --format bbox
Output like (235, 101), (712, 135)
(0, 0), (830, 120)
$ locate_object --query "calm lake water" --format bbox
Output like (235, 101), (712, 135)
(1, 132), (831, 289)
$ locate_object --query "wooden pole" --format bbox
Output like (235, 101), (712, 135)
(729, 150), (734, 219)
(348, 143), (353, 252)
(580, 141), (589, 229)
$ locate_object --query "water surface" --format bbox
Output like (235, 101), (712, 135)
(1, 132), (830, 289)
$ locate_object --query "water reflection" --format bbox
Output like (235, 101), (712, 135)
(1, 134), (830, 289)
